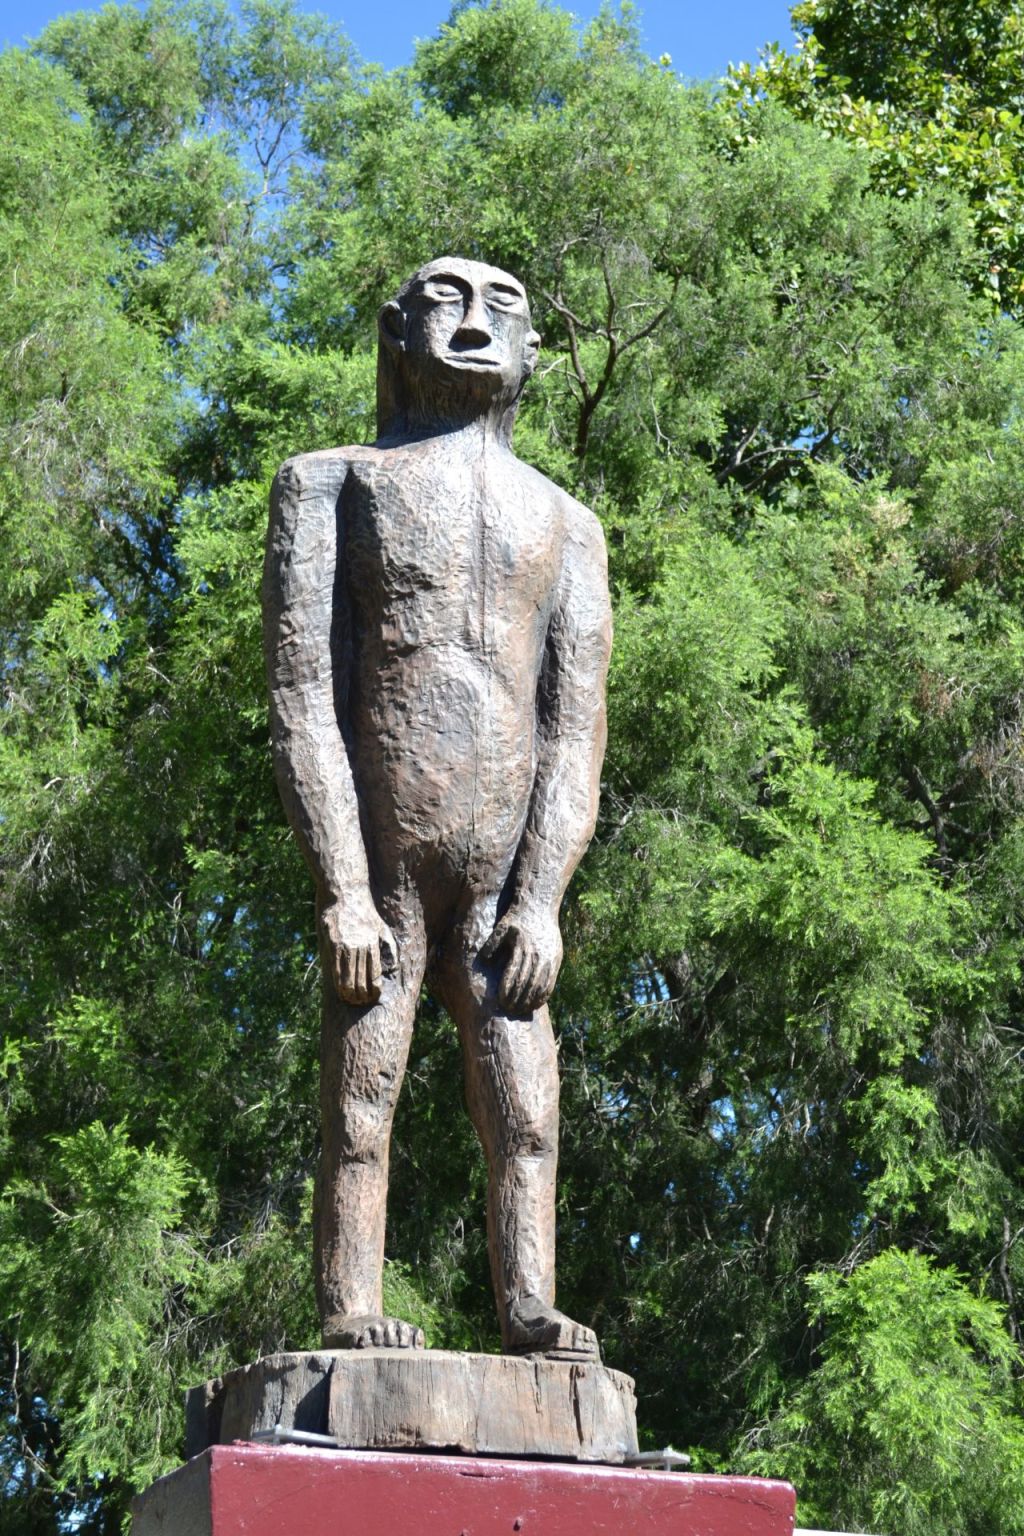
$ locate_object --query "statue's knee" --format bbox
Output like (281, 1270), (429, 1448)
(338, 1097), (391, 1165)
(501, 1106), (557, 1164)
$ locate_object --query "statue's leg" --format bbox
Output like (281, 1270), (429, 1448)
(435, 928), (600, 1361)
(315, 891), (426, 1350)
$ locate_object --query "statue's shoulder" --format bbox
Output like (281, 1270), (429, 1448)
(562, 490), (605, 549)
(273, 443), (381, 499)
(553, 483), (607, 570)
(515, 458), (605, 552)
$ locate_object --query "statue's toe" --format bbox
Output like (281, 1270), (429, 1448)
(505, 1299), (601, 1361)
(323, 1313), (425, 1350)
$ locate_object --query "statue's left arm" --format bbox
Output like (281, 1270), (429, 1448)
(483, 502), (613, 1013)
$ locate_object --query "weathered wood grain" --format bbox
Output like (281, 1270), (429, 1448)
(264, 258), (612, 1363)
(185, 1350), (638, 1464)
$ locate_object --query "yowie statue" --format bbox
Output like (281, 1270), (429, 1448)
(263, 257), (612, 1362)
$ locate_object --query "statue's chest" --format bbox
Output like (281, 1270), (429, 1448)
(341, 455), (554, 611)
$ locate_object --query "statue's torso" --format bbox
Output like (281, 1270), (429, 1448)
(339, 439), (563, 885)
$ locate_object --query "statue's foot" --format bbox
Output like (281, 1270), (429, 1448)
(505, 1297), (601, 1362)
(322, 1313), (425, 1350)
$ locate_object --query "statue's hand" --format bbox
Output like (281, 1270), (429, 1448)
(481, 908), (564, 1015)
(320, 893), (396, 1006)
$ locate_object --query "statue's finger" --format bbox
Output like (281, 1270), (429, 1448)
(504, 943), (533, 1011)
(353, 947), (367, 999)
(338, 946), (354, 997)
(479, 921), (509, 963)
(360, 950), (382, 1004)
(500, 958), (521, 1007)
(535, 959), (556, 1009)
(368, 940), (383, 993)
(379, 923), (397, 974)
(499, 944), (524, 1007)
(523, 964), (550, 1014)
(518, 956), (543, 1013)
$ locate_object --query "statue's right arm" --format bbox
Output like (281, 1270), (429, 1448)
(263, 454), (392, 1003)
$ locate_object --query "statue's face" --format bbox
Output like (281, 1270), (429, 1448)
(395, 258), (540, 395)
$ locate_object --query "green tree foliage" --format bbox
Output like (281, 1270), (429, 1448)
(742, 1252), (1024, 1536)
(2, 2), (1024, 1530)
(729, 0), (1024, 308)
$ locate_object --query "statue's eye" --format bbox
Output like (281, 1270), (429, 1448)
(427, 282), (463, 301)
(487, 288), (522, 309)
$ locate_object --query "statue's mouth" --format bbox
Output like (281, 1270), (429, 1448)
(445, 353), (501, 368)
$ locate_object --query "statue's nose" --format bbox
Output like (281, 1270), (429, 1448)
(453, 291), (492, 347)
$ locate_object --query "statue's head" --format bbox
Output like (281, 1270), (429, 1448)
(376, 256), (540, 442)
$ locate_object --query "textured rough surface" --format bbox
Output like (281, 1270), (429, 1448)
(185, 1350), (638, 1464)
(185, 1352), (338, 1460)
(263, 257), (612, 1362)
(133, 1445), (796, 1536)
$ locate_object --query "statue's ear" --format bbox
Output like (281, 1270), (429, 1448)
(522, 328), (541, 378)
(379, 300), (405, 351)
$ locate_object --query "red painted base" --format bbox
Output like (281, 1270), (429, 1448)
(132, 1443), (795, 1536)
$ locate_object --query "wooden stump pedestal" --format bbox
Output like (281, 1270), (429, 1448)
(186, 1350), (639, 1465)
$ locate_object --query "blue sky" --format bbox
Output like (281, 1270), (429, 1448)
(1, 1), (798, 79)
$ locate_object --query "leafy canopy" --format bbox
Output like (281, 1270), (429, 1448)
(2, 3), (1024, 1532)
